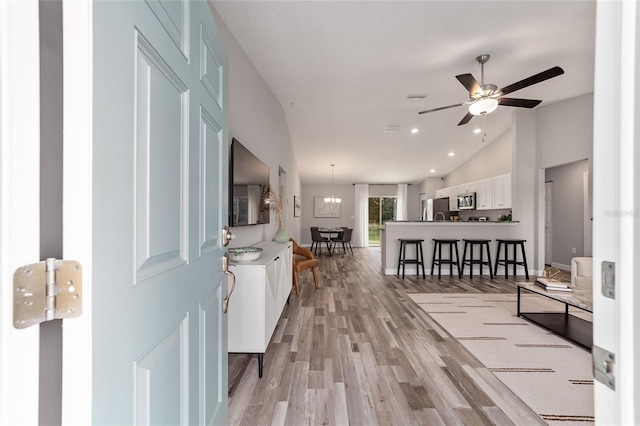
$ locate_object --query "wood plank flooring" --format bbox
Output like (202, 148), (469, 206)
(228, 247), (545, 425)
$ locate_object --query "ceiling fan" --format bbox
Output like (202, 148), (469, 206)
(418, 54), (564, 125)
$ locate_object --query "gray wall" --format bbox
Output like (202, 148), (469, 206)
(545, 159), (590, 266)
(212, 8), (302, 247)
(299, 184), (420, 246)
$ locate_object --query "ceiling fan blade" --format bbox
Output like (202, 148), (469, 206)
(499, 66), (564, 95)
(457, 112), (474, 126)
(498, 97), (542, 108)
(456, 73), (481, 96)
(418, 102), (466, 115)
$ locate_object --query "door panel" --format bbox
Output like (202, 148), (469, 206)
(62, 1), (228, 424)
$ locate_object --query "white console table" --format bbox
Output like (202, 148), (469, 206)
(227, 241), (292, 377)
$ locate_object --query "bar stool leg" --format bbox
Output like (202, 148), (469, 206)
(461, 242), (468, 277)
(402, 241), (408, 279)
(419, 242), (426, 278)
(486, 242), (494, 279)
(469, 243), (474, 279)
(454, 242), (461, 278)
(430, 242), (437, 276)
(520, 242), (530, 279)
(494, 242), (502, 277)
(397, 241), (403, 276)
(438, 242), (443, 279)
(479, 243), (483, 277)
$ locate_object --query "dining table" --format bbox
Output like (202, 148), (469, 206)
(318, 227), (344, 255)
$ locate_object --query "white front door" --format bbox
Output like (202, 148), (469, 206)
(592, 1), (639, 424)
(0, 1), (41, 424)
(63, 1), (229, 424)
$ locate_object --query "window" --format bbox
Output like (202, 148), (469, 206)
(368, 196), (397, 246)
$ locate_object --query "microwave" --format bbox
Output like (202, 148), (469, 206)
(457, 192), (476, 210)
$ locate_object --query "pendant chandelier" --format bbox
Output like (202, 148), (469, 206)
(324, 164), (341, 204)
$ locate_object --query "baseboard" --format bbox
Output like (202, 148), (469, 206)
(551, 262), (571, 271)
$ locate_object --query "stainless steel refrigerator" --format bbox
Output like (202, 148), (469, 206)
(422, 197), (450, 221)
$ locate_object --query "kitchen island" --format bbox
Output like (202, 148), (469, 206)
(381, 220), (526, 276)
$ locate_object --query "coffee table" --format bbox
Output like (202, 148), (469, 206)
(517, 282), (593, 349)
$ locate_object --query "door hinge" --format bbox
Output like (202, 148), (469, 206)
(13, 258), (82, 329)
(593, 345), (615, 390)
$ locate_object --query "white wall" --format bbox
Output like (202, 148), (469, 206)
(443, 128), (512, 187)
(212, 8), (302, 247)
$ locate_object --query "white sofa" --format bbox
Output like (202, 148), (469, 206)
(571, 257), (593, 291)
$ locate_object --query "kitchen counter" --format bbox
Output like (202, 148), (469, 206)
(385, 220), (519, 225)
(381, 220), (530, 276)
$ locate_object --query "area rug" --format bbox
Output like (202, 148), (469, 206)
(408, 293), (594, 425)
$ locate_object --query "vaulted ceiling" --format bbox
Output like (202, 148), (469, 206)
(212, 1), (596, 184)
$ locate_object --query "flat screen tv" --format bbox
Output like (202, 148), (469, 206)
(230, 138), (270, 226)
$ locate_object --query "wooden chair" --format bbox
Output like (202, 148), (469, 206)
(290, 238), (319, 297)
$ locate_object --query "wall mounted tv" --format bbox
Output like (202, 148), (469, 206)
(230, 138), (270, 226)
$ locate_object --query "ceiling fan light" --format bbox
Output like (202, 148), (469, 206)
(469, 98), (498, 116)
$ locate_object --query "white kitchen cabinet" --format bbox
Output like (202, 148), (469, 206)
(458, 182), (479, 195)
(227, 241), (293, 377)
(476, 178), (493, 210)
(492, 173), (512, 209)
(434, 188), (447, 200)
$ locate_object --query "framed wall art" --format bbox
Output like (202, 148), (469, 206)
(314, 197), (341, 218)
(294, 195), (301, 217)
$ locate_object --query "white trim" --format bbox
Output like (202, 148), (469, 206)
(550, 262), (571, 272)
(583, 171), (592, 256)
(62, 1), (93, 424)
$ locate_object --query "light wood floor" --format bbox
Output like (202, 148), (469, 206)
(228, 247), (545, 425)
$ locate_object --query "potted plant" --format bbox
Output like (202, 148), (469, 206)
(266, 185), (288, 243)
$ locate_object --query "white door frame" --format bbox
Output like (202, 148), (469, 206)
(60, 1), (93, 424)
(0, 1), (42, 424)
(544, 181), (553, 266)
(592, 0), (639, 424)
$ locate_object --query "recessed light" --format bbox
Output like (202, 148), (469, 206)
(407, 94), (427, 99)
(473, 128), (481, 134)
(411, 128), (419, 134)
(384, 125), (401, 133)
(448, 152), (455, 157)
(430, 169), (435, 173)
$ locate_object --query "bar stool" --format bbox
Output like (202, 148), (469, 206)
(397, 239), (426, 279)
(494, 239), (529, 279)
(461, 239), (493, 279)
(431, 239), (461, 279)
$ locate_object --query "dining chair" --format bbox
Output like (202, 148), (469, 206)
(290, 238), (319, 297)
(310, 227), (332, 256)
(331, 228), (354, 257)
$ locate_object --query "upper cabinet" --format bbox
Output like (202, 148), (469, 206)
(436, 173), (511, 211)
(476, 178), (493, 210)
(492, 173), (512, 209)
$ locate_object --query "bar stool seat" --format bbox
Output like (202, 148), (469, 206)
(431, 239), (461, 279)
(494, 239), (529, 279)
(397, 239), (425, 279)
(461, 239), (493, 279)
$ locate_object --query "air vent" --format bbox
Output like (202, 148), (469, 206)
(407, 94), (427, 99)
(384, 125), (401, 133)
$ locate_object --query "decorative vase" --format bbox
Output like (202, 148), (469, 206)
(274, 226), (288, 243)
